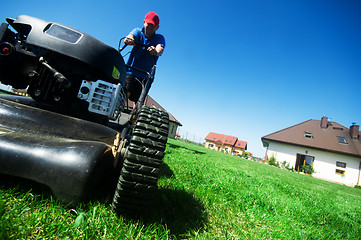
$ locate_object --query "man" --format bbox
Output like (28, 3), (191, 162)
(124, 11), (165, 105)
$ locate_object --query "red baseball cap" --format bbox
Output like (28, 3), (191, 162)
(144, 11), (159, 26)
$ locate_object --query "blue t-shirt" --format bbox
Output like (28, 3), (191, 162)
(126, 28), (166, 79)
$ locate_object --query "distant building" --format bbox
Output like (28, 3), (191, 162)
(128, 95), (182, 139)
(204, 132), (247, 156)
(262, 116), (361, 186)
(0, 82), (13, 93)
(0, 81), (28, 96)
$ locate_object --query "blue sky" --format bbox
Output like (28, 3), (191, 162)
(2, 0), (360, 157)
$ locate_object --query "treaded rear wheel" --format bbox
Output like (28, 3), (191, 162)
(111, 106), (169, 214)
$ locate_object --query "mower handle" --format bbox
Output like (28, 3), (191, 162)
(117, 36), (158, 114)
(118, 37), (150, 52)
(118, 36), (158, 72)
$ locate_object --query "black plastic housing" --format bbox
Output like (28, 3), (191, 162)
(6, 15), (126, 85)
(0, 96), (119, 204)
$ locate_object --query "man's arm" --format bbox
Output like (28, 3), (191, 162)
(147, 44), (164, 56)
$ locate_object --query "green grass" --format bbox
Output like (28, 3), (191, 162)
(1, 138), (361, 239)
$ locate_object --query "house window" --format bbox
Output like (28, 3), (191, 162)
(335, 169), (345, 175)
(304, 131), (313, 139)
(336, 161), (346, 168)
(337, 136), (348, 144)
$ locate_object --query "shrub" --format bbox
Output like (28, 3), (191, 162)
(268, 155), (279, 167)
(281, 161), (294, 171)
(301, 165), (315, 175)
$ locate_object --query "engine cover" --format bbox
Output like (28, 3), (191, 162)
(6, 15), (126, 85)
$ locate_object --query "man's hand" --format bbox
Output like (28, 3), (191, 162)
(124, 35), (135, 45)
(147, 44), (164, 56)
(147, 46), (158, 56)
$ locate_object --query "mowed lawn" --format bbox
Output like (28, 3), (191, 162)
(1, 138), (360, 239)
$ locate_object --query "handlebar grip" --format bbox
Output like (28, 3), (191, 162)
(118, 37), (150, 53)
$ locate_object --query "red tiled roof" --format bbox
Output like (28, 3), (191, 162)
(205, 132), (247, 149)
(235, 140), (247, 149)
(262, 119), (361, 158)
(205, 132), (237, 146)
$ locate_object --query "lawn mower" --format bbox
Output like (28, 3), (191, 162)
(0, 15), (169, 214)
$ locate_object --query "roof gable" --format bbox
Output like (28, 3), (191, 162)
(262, 119), (361, 157)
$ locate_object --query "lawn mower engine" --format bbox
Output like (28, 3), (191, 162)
(0, 15), (127, 123)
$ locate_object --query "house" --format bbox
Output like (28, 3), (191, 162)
(129, 95), (182, 139)
(261, 116), (361, 186)
(0, 82), (13, 93)
(204, 132), (247, 156)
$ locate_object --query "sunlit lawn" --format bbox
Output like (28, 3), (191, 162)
(1, 138), (360, 239)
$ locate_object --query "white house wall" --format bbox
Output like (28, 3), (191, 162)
(266, 141), (361, 186)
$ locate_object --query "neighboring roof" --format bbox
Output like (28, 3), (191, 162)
(128, 95), (182, 126)
(205, 132), (247, 149)
(262, 119), (361, 158)
(205, 132), (237, 146)
(235, 140), (247, 149)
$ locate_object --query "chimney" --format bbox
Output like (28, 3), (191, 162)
(320, 116), (328, 129)
(350, 124), (360, 139)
